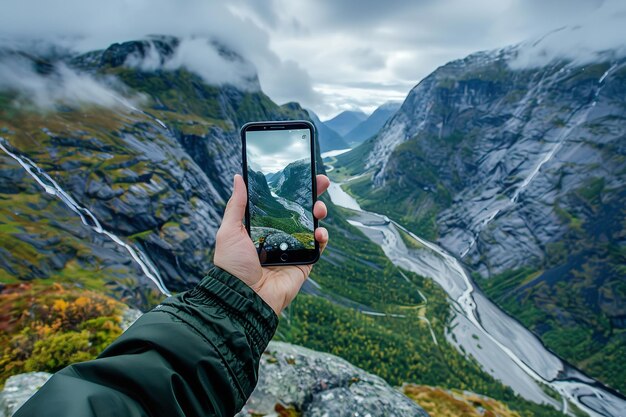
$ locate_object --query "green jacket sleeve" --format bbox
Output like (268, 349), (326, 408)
(14, 266), (279, 417)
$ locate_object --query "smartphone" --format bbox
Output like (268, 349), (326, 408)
(241, 120), (319, 266)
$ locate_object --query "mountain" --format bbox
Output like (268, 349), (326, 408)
(0, 36), (576, 417)
(344, 101), (401, 145)
(335, 46), (626, 394)
(306, 109), (349, 152)
(323, 110), (367, 136)
(0, 36), (311, 303)
(273, 159), (312, 208)
(247, 168), (298, 221)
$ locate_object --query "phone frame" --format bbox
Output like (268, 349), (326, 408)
(240, 120), (320, 266)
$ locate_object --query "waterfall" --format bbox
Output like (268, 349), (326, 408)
(0, 138), (171, 296)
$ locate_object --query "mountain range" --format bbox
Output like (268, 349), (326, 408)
(1, 34), (621, 417)
(306, 109), (349, 152)
(324, 110), (367, 136)
(311, 104), (401, 152)
(343, 101), (401, 145)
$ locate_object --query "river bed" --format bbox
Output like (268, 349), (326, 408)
(326, 177), (626, 417)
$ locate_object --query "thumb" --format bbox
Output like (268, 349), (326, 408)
(222, 174), (247, 227)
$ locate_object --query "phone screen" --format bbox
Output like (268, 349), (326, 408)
(243, 122), (318, 264)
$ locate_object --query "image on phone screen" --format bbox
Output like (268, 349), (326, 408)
(244, 127), (316, 260)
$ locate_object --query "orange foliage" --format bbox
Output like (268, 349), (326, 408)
(403, 384), (522, 417)
(0, 282), (126, 387)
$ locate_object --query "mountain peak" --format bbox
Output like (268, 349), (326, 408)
(343, 101), (402, 145)
(324, 110), (368, 136)
(98, 36), (178, 69)
(72, 35), (261, 92)
(379, 101), (402, 111)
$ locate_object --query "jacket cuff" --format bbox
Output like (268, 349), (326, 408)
(188, 266), (279, 350)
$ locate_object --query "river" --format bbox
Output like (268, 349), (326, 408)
(324, 163), (626, 417)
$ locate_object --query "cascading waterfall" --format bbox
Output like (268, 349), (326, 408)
(0, 138), (171, 296)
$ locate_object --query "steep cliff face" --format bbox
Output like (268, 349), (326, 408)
(0, 37), (309, 302)
(275, 159), (312, 208)
(338, 47), (626, 393)
(357, 49), (625, 275)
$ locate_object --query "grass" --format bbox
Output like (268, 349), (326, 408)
(399, 228), (425, 250)
(329, 137), (376, 182)
(292, 232), (315, 248)
(403, 384), (523, 417)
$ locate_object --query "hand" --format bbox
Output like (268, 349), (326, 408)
(213, 174), (330, 316)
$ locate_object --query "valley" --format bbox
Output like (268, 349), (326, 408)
(1, 34), (625, 417)
(325, 153), (626, 416)
(334, 48), (626, 405)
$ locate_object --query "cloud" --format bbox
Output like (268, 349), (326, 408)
(0, 55), (137, 109)
(0, 0), (320, 109)
(255, 59), (322, 107)
(246, 129), (310, 173)
(510, 0), (626, 68)
(349, 48), (387, 71)
(236, 0), (626, 118)
(165, 38), (259, 91)
(122, 37), (261, 91)
(1, 0), (625, 118)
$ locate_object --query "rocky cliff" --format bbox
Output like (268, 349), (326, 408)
(336, 46), (626, 393)
(274, 159), (313, 208)
(0, 36), (309, 306)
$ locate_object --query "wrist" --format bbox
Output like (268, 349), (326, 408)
(198, 266), (279, 335)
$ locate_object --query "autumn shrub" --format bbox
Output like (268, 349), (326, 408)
(0, 282), (125, 386)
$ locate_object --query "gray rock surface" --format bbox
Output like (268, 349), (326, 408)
(251, 227), (305, 250)
(275, 159), (313, 208)
(237, 341), (429, 417)
(361, 47), (626, 278)
(120, 307), (143, 331)
(0, 372), (52, 417)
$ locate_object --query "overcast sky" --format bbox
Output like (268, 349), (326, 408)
(1, 0), (625, 119)
(246, 129), (310, 173)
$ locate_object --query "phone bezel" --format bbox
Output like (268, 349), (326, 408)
(240, 120), (320, 266)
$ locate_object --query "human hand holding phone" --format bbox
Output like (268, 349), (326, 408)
(214, 174), (329, 316)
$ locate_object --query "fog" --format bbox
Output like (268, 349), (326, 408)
(0, 56), (136, 109)
(510, 1), (626, 68)
(0, 0), (320, 110)
(124, 37), (260, 91)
